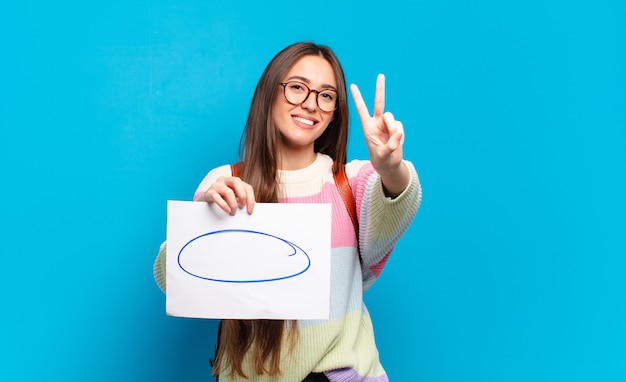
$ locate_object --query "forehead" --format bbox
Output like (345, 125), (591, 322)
(285, 55), (336, 87)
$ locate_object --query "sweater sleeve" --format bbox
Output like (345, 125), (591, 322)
(348, 160), (422, 290)
(153, 241), (167, 293)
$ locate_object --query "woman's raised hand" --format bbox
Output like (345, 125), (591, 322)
(203, 176), (256, 215)
(350, 74), (409, 197)
(350, 74), (405, 175)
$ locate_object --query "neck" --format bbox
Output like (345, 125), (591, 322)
(278, 146), (317, 170)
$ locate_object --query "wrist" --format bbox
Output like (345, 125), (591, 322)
(380, 162), (409, 198)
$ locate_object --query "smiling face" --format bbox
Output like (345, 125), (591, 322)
(271, 55), (336, 163)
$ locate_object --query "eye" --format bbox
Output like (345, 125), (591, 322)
(319, 91), (335, 102)
(288, 82), (307, 93)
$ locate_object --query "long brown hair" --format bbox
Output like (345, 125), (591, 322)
(211, 42), (350, 378)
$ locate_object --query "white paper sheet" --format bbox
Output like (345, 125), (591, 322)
(166, 201), (331, 319)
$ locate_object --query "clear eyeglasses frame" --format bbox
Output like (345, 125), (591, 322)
(279, 81), (338, 113)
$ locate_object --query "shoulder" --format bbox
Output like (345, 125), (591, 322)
(193, 164), (233, 199)
(345, 159), (418, 179)
(199, 164), (233, 184)
(345, 159), (375, 180)
(206, 164), (234, 177)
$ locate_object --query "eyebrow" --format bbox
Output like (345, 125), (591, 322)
(286, 76), (337, 91)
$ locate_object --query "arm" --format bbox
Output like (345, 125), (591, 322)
(349, 160), (421, 265)
(153, 241), (167, 293)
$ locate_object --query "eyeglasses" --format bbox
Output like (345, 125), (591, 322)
(279, 81), (338, 113)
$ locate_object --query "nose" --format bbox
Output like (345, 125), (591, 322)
(301, 90), (318, 112)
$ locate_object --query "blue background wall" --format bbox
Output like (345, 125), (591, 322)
(2, 0), (625, 381)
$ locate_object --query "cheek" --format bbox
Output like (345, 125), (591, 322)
(271, 106), (286, 128)
(271, 95), (289, 119)
(323, 113), (335, 129)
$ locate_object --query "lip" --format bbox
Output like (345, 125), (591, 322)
(291, 114), (318, 128)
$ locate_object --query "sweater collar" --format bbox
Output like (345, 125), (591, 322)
(277, 153), (333, 184)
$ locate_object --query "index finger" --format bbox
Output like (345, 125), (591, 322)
(373, 73), (385, 117)
(350, 83), (371, 124)
(243, 184), (256, 214)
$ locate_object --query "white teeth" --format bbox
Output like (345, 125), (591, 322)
(294, 116), (314, 126)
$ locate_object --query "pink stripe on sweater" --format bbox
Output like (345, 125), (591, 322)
(280, 183), (357, 249)
(369, 250), (393, 277)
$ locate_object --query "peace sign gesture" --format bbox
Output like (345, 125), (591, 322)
(350, 74), (410, 197)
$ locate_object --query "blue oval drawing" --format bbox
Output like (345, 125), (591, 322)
(177, 229), (310, 283)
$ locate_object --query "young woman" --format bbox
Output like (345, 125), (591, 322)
(154, 41), (422, 381)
